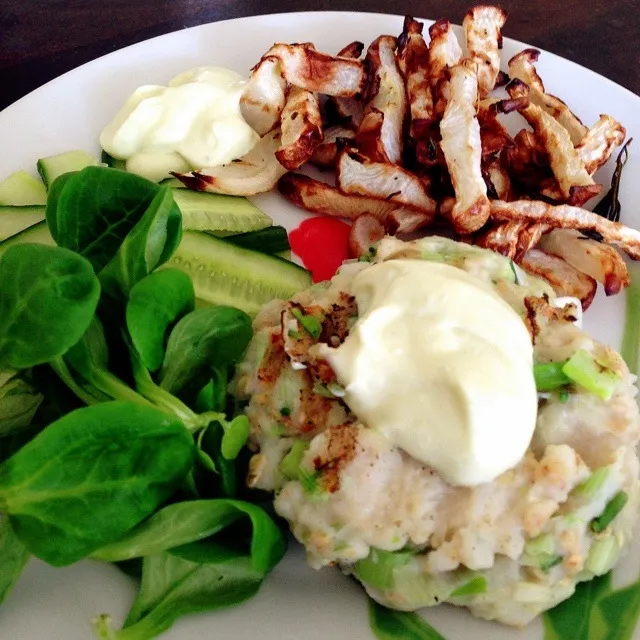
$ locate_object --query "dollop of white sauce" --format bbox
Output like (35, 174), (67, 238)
(322, 259), (538, 486)
(100, 67), (259, 182)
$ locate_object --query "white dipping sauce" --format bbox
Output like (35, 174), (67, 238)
(323, 259), (538, 486)
(100, 67), (259, 182)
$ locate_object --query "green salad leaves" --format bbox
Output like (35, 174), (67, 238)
(0, 166), (285, 636)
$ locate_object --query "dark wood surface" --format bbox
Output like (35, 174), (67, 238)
(1, 0), (639, 112)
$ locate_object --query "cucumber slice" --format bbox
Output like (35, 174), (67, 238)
(0, 170), (47, 205)
(224, 226), (290, 255)
(0, 206), (46, 241)
(37, 150), (99, 188)
(172, 189), (272, 233)
(165, 231), (312, 316)
(100, 150), (127, 171)
(0, 220), (55, 257)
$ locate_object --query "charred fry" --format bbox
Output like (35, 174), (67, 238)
(518, 249), (597, 310)
(506, 79), (597, 200)
(240, 58), (287, 135)
(359, 36), (406, 164)
(508, 48), (588, 144)
(577, 115), (626, 176)
(278, 173), (424, 222)
(259, 43), (367, 97)
(275, 86), (324, 171)
(490, 199), (640, 260)
(337, 150), (437, 217)
(398, 16), (434, 139)
(310, 125), (356, 168)
(175, 129), (287, 196)
(324, 42), (365, 129)
(539, 228), (630, 295)
(427, 19), (463, 110)
(463, 5), (507, 98)
(439, 62), (490, 233)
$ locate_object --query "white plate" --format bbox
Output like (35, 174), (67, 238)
(0, 11), (639, 640)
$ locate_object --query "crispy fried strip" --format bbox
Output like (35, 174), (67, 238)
(508, 49), (588, 144)
(338, 41), (364, 59)
(577, 115), (627, 175)
(240, 58), (287, 136)
(507, 80), (595, 199)
(484, 155), (513, 200)
(359, 36), (406, 164)
(386, 209), (433, 234)
(278, 173), (424, 222)
(310, 125), (355, 168)
(439, 62), (490, 233)
(174, 129), (287, 196)
(538, 228), (630, 295)
(355, 110), (389, 163)
(259, 43), (367, 97)
(518, 249), (597, 310)
(427, 19), (463, 92)
(475, 220), (548, 261)
(476, 221), (527, 258)
(490, 199), (640, 260)
(324, 42), (365, 129)
(337, 150), (437, 217)
(398, 16), (434, 138)
(275, 86), (323, 171)
(463, 5), (507, 98)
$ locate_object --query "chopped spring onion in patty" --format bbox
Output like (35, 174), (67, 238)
(585, 535), (619, 575)
(533, 351), (621, 400)
(562, 350), (620, 400)
(573, 467), (609, 498)
(291, 307), (322, 340)
(533, 362), (571, 391)
(280, 440), (309, 480)
(450, 576), (488, 597)
(590, 491), (629, 533)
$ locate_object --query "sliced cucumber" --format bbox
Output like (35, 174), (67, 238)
(0, 206), (46, 241)
(172, 189), (272, 233)
(224, 226), (290, 255)
(0, 170), (47, 205)
(100, 150), (127, 171)
(0, 220), (55, 257)
(165, 231), (312, 316)
(37, 150), (99, 188)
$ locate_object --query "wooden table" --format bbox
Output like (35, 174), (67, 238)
(1, 0), (638, 111)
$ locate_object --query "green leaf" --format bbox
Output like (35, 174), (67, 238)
(94, 549), (264, 640)
(596, 577), (640, 640)
(126, 269), (195, 372)
(92, 499), (286, 572)
(0, 401), (194, 566)
(0, 244), (100, 369)
(47, 166), (175, 273)
(159, 306), (252, 397)
(0, 371), (43, 437)
(368, 600), (446, 640)
(65, 320), (153, 408)
(543, 573), (612, 640)
(0, 516), (30, 605)
(100, 187), (182, 299)
(198, 422), (237, 497)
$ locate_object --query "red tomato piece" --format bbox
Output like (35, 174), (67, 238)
(289, 217), (351, 283)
